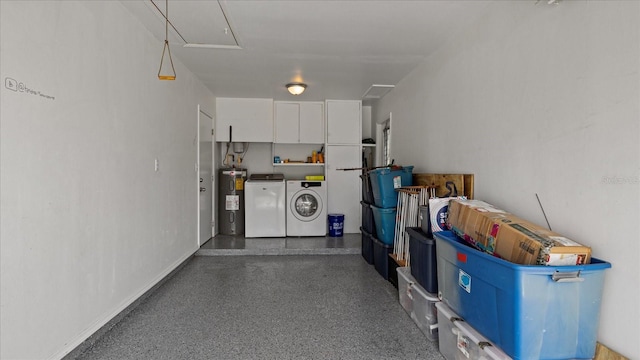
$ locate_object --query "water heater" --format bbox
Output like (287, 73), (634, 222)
(218, 168), (247, 235)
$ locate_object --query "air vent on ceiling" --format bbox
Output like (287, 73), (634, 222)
(362, 84), (395, 100)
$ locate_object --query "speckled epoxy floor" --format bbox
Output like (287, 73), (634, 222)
(75, 255), (444, 360)
(197, 233), (362, 255)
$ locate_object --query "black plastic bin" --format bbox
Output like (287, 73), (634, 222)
(360, 173), (374, 204)
(406, 227), (438, 294)
(360, 201), (376, 237)
(372, 234), (393, 280)
(387, 254), (399, 288)
(360, 227), (374, 265)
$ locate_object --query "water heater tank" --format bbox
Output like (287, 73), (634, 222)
(218, 168), (246, 235)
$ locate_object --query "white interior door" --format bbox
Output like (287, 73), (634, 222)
(198, 106), (214, 245)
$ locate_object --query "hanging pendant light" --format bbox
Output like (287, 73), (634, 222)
(158, 0), (176, 80)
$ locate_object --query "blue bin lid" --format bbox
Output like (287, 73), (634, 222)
(369, 165), (414, 175)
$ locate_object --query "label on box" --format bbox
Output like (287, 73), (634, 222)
(477, 206), (505, 213)
(549, 236), (582, 247)
(460, 199), (504, 212)
(546, 253), (580, 266)
(457, 333), (471, 358)
(393, 175), (402, 188)
(458, 270), (471, 293)
(225, 195), (239, 211)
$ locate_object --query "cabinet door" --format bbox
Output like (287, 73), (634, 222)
(274, 102), (300, 143)
(326, 100), (361, 145)
(325, 145), (362, 233)
(299, 102), (325, 144)
(215, 98), (274, 142)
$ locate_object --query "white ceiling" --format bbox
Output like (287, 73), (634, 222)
(121, 0), (495, 102)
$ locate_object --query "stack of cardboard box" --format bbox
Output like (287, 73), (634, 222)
(446, 199), (591, 265)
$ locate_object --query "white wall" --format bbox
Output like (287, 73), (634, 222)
(0, 2), (214, 359)
(374, 1), (639, 358)
(218, 142), (275, 175)
(362, 105), (372, 139)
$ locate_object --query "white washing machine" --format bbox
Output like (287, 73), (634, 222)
(286, 180), (327, 236)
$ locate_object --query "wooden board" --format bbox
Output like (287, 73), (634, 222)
(412, 173), (474, 199)
(389, 253), (407, 267)
(463, 174), (474, 200)
(594, 342), (629, 360)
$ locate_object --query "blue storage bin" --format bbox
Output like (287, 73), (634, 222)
(433, 231), (611, 360)
(360, 227), (374, 265)
(406, 227), (438, 294)
(369, 166), (414, 208)
(372, 235), (393, 280)
(370, 205), (396, 245)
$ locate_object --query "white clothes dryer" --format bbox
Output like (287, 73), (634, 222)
(286, 180), (327, 236)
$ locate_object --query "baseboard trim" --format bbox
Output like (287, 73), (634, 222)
(59, 252), (195, 360)
(196, 248), (360, 256)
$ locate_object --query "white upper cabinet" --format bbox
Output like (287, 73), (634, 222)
(274, 102), (299, 143)
(215, 98), (274, 142)
(298, 102), (325, 143)
(326, 100), (361, 145)
(274, 101), (325, 144)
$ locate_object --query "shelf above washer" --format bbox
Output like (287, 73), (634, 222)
(273, 163), (325, 167)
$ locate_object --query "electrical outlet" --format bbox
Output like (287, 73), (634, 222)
(154, 158), (159, 172)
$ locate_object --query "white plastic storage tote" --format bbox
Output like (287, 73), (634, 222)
(410, 279), (439, 341)
(436, 302), (511, 360)
(396, 267), (413, 314)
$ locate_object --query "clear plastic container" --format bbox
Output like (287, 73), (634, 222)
(436, 302), (511, 360)
(410, 281), (439, 341)
(396, 267), (414, 314)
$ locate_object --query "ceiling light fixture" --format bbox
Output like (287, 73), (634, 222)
(286, 83), (307, 95)
(158, 0), (176, 80)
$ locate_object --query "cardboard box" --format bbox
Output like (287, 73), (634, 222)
(446, 199), (591, 265)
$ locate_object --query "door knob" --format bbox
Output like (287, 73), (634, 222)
(200, 187), (206, 192)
